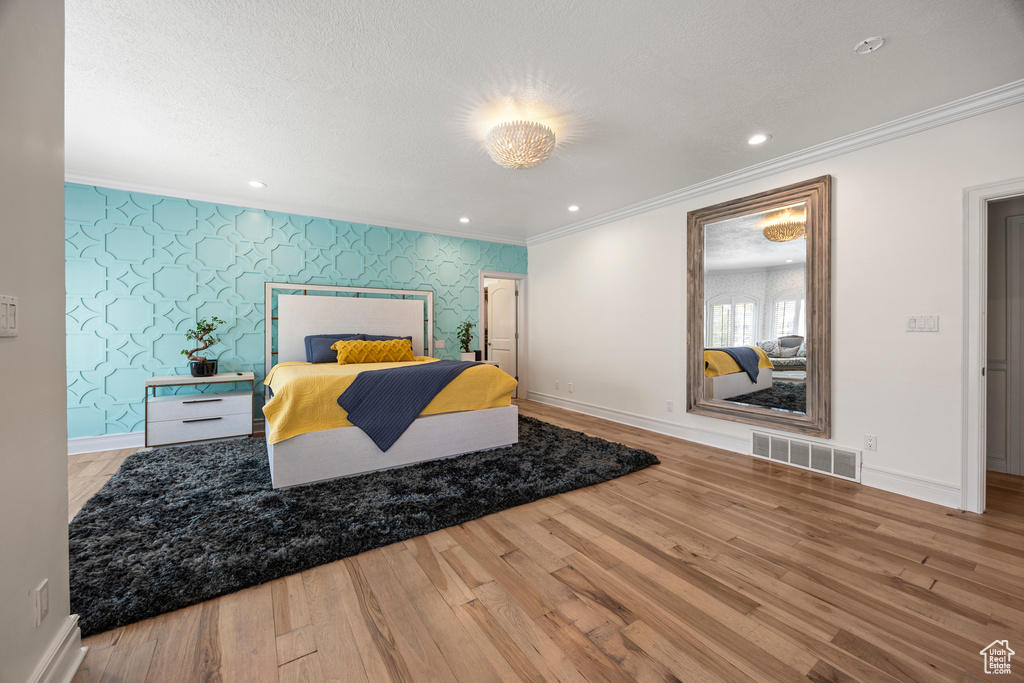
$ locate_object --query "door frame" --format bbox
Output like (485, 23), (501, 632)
(962, 176), (1024, 513)
(479, 270), (528, 398)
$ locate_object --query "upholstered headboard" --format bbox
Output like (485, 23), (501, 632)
(264, 283), (434, 377)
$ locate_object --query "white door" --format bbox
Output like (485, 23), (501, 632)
(485, 279), (517, 396)
(988, 213), (1024, 475)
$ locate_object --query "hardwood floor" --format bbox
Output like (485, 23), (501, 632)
(69, 400), (1024, 682)
(68, 447), (136, 523)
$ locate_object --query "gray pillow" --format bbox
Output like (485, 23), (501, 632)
(777, 345), (800, 358)
(757, 339), (781, 356)
(304, 334), (364, 363)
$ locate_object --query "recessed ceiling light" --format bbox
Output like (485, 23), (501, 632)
(568, 205), (579, 212)
(248, 180), (266, 188)
(459, 217), (470, 223)
(785, 259), (794, 263)
(748, 134), (771, 145)
(853, 36), (885, 55)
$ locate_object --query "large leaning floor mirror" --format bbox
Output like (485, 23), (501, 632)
(687, 175), (831, 437)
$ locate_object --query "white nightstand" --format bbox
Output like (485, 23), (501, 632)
(144, 372), (255, 447)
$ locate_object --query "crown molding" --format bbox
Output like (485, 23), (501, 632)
(528, 78), (1024, 246)
(63, 173), (528, 247)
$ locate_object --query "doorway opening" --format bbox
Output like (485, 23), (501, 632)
(964, 176), (1024, 513)
(479, 271), (527, 399)
(986, 196), (1024, 478)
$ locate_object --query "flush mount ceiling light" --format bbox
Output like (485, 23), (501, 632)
(762, 211), (806, 242)
(853, 36), (885, 55)
(485, 121), (556, 169)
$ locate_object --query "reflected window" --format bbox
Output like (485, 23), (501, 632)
(707, 294), (757, 346)
(771, 288), (806, 337)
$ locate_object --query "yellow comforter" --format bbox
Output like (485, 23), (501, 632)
(703, 347), (774, 378)
(263, 358), (518, 444)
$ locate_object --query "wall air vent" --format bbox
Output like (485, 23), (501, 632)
(750, 432), (861, 482)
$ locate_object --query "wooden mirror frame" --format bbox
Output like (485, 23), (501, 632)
(686, 175), (831, 438)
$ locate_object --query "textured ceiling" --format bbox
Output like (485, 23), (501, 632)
(65, 0), (1024, 244)
(705, 208), (806, 272)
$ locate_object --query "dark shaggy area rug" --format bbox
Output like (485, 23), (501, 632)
(69, 416), (659, 637)
(724, 381), (806, 413)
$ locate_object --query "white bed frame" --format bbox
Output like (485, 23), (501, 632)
(263, 283), (519, 488)
(705, 368), (773, 400)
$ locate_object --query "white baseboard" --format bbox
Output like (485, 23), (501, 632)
(67, 431), (144, 455)
(527, 392), (750, 454)
(28, 615), (87, 683)
(69, 421), (264, 455)
(860, 465), (962, 509)
(529, 392), (964, 510)
(986, 456), (1008, 473)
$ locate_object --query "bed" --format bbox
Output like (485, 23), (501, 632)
(263, 283), (519, 488)
(703, 346), (774, 400)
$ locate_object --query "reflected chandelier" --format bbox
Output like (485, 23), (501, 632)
(762, 213), (806, 242)
(485, 121), (556, 169)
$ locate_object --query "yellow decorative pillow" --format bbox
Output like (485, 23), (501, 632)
(330, 338), (415, 364)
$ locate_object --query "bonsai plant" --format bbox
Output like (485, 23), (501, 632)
(181, 316), (225, 377)
(456, 321), (476, 361)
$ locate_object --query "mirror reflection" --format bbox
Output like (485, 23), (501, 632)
(704, 203), (807, 415)
(686, 175), (830, 438)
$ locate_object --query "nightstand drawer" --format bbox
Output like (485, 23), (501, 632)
(147, 390), (251, 421)
(147, 412), (253, 447)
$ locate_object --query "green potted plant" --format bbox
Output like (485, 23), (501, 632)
(456, 321), (476, 361)
(181, 316), (225, 377)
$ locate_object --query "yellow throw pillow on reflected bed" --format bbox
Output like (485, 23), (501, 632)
(330, 338), (415, 364)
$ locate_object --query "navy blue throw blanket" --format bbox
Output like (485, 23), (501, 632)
(707, 346), (761, 383)
(338, 360), (481, 452)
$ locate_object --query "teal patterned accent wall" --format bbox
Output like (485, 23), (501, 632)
(65, 183), (527, 438)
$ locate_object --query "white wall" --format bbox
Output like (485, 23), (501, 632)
(0, 0), (74, 681)
(528, 101), (1024, 505)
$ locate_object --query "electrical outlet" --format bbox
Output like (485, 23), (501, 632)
(34, 579), (48, 627)
(666, 400), (673, 412)
(568, 383), (574, 393)
(435, 339), (445, 349)
(555, 380), (560, 390)
(865, 434), (877, 451)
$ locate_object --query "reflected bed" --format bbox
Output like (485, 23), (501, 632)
(703, 346), (774, 400)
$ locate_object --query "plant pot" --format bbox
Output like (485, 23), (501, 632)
(460, 352), (476, 362)
(189, 359), (218, 377)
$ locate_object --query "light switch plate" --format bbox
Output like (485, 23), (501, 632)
(906, 314), (938, 332)
(0, 295), (17, 337)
